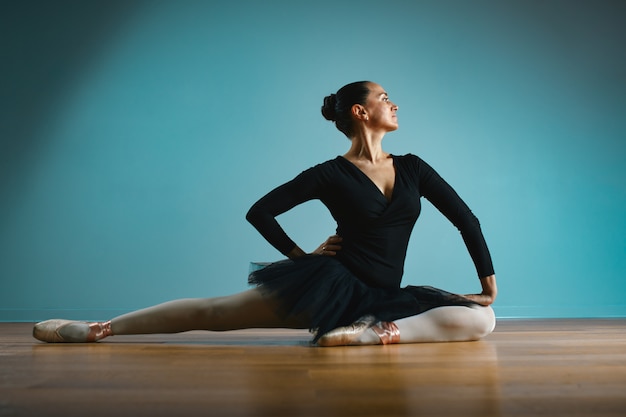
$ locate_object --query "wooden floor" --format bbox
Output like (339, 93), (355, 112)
(1, 319), (625, 417)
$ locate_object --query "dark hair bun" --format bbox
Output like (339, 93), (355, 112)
(321, 94), (337, 121)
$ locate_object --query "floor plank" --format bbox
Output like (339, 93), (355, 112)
(1, 319), (625, 416)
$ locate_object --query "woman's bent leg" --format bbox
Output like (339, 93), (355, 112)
(393, 305), (496, 343)
(318, 305), (495, 346)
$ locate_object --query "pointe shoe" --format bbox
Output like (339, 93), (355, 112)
(33, 319), (112, 343)
(317, 316), (401, 347)
(316, 315), (377, 347)
(370, 321), (401, 345)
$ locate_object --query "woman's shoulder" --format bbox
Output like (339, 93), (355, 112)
(392, 153), (423, 162)
(293, 157), (345, 182)
(392, 153), (426, 168)
(307, 155), (369, 173)
(392, 154), (438, 180)
(305, 156), (343, 172)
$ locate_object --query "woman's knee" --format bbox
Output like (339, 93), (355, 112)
(436, 305), (495, 340)
(472, 305), (496, 338)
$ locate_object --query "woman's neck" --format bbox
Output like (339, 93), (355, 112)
(344, 131), (388, 163)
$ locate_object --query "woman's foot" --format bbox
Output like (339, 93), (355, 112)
(370, 321), (401, 345)
(33, 319), (113, 343)
(316, 315), (400, 347)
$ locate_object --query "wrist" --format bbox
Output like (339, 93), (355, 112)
(479, 274), (497, 301)
(286, 246), (306, 259)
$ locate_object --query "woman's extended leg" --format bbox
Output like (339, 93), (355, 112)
(33, 288), (309, 343)
(112, 288), (308, 334)
(317, 305), (495, 346)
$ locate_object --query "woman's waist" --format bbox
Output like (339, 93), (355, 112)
(335, 251), (403, 288)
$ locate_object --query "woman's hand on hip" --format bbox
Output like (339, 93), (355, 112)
(313, 235), (343, 256)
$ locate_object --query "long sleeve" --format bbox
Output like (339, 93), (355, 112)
(246, 167), (323, 256)
(416, 157), (495, 278)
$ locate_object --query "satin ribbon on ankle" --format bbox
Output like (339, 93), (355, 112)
(371, 321), (400, 345)
(86, 321), (113, 342)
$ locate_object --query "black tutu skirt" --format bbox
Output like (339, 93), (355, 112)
(248, 255), (477, 342)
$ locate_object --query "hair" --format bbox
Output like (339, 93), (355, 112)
(321, 81), (371, 138)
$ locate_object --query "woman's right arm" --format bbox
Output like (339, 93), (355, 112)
(246, 169), (322, 258)
(285, 234), (343, 259)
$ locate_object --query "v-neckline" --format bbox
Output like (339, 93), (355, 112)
(338, 155), (397, 203)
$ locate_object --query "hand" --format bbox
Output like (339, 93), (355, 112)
(464, 274), (497, 306)
(313, 235), (343, 256)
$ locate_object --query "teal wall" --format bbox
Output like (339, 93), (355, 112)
(1, 0), (625, 321)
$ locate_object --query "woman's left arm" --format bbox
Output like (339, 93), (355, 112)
(416, 156), (496, 286)
(464, 274), (497, 306)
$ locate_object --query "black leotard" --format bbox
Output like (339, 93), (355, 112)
(246, 154), (494, 289)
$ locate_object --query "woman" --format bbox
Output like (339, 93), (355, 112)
(33, 81), (497, 347)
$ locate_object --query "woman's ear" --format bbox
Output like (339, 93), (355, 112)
(351, 104), (368, 121)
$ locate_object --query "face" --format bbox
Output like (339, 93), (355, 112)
(360, 83), (399, 132)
